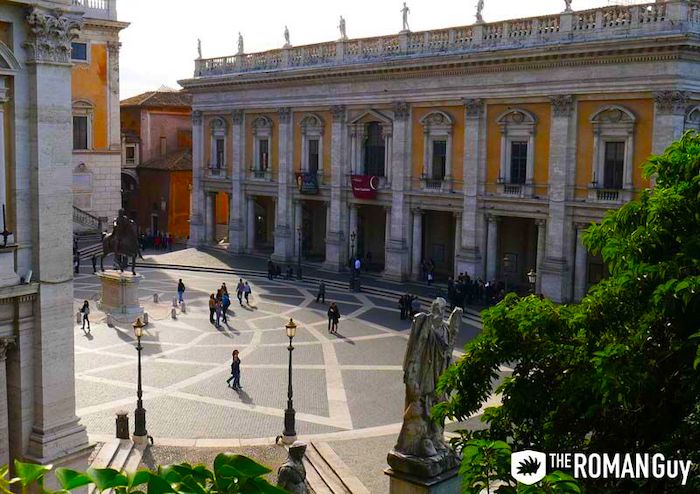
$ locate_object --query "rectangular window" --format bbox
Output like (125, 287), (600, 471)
(258, 139), (269, 170)
(431, 140), (447, 180)
(510, 141), (528, 184)
(308, 138), (319, 173)
(603, 141), (625, 190)
(71, 42), (88, 61)
(125, 146), (136, 164)
(73, 116), (88, 150)
(215, 138), (225, 167)
(364, 122), (385, 177)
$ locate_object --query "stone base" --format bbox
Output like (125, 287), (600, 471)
(385, 467), (460, 494)
(387, 449), (460, 479)
(0, 245), (20, 288)
(97, 270), (144, 323)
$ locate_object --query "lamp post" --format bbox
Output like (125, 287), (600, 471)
(502, 255), (512, 294)
(527, 269), (537, 294)
(349, 231), (357, 291)
(296, 225), (302, 280)
(282, 318), (297, 444)
(132, 317), (148, 444)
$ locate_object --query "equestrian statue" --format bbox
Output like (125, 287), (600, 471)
(100, 209), (143, 275)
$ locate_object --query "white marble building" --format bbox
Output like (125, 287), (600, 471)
(180, 0), (700, 303)
(0, 0), (117, 472)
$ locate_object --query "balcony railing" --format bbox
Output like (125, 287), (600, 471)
(595, 189), (621, 202)
(72, 0), (118, 21)
(206, 166), (228, 180)
(193, 1), (698, 77)
(250, 168), (272, 181)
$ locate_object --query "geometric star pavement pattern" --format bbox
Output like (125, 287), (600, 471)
(73, 266), (484, 447)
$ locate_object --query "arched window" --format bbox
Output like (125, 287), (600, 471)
(252, 116), (273, 179)
(364, 122), (385, 176)
(209, 117), (228, 173)
(686, 106), (700, 132)
(300, 114), (324, 174)
(496, 109), (537, 197)
(420, 111), (454, 190)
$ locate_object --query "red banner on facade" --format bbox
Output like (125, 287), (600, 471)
(351, 175), (379, 199)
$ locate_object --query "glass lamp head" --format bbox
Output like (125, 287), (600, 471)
(285, 318), (297, 338)
(133, 317), (145, 338)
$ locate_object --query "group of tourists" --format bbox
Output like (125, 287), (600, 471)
(267, 259), (299, 280)
(205, 279), (254, 328)
(139, 232), (174, 252)
(398, 294), (421, 320)
(447, 273), (505, 309)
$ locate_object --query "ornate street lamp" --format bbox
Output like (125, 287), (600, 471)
(132, 317), (148, 444)
(282, 318), (297, 444)
(502, 255), (512, 293)
(296, 226), (302, 280)
(527, 269), (537, 294)
(349, 231), (357, 290)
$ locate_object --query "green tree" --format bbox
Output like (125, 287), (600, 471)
(435, 131), (700, 492)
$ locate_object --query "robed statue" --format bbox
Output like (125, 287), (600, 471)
(100, 209), (142, 275)
(388, 298), (461, 478)
(277, 441), (308, 494)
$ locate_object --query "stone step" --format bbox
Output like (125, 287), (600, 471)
(303, 442), (368, 494)
(87, 439), (137, 494)
(89, 440), (121, 469)
(123, 444), (144, 473)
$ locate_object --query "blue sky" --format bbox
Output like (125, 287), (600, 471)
(118, 0), (622, 98)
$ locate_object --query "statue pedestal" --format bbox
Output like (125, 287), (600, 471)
(385, 468), (460, 494)
(0, 245), (20, 288)
(97, 270), (144, 323)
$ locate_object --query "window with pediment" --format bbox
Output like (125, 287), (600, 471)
(589, 105), (636, 201)
(420, 111), (454, 187)
(252, 116), (273, 173)
(209, 117), (228, 171)
(496, 109), (537, 188)
(686, 105), (700, 132)
(300, 114), (324, 174)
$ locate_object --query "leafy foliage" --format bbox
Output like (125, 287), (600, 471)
(435, 132), (700, 492)
(0, 453), (288, 494)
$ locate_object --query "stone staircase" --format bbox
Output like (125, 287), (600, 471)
(88, 439), (143, 493)
(304, 442), (370, 494)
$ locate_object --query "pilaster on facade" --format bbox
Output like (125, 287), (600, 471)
(273, 107), (293, 262)
(325, 105), (348, 272)
(652, 90), (690, 156)
(189, 110), (205, 246)
(228, 109), (246, 254)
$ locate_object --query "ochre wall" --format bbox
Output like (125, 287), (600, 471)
(293, 110), (331, 178)
(486, 102), (551, 193)
(245, 113), (278, 177)
(574, 97), (654, 199)
(72, 42), (108, 150)
(168, 170), (192, 239)
(411, 105), (465, 191)
(215, 192), (228, 225)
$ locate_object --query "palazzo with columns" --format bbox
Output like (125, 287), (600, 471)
(181, 0), (700, 303)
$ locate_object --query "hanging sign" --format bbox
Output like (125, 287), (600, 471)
(351, 175), (379, 199)
(296, 172), (319, 195)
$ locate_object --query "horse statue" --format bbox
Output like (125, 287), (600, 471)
(100, 210), (143, 275)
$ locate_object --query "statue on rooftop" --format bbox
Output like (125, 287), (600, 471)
(401, 2), (410, 32)
(338, 15), (347, 40)
(476, 0), (484, 24)
(237, 32), (244, 54)
(197, 38), (202, 59)
(564, 0), (573, 13)
(387, 298), (462, 478)
(284, 25), (291, 47)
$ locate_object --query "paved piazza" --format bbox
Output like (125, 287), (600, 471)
(73, 264), (483, 446)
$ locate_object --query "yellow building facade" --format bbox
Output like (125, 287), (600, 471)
(71, 1), (127, 228)
(181, 1), (700, 303)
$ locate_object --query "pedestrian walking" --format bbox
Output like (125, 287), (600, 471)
(221, 282), (229, 296)
(327, 302), (340, 334)
(226, 349), (242, 389)
(209, 294), (216, 324)
(267, 259), (274, 280)
(316, 281), (326, 303)
(215, 299), (222, 328)
(236, 279), (245, 306)
(243, 281), (252, 304)
(80, 300), (91, 332)
(427, 271), (434, 286)
(354, 257), (361, 274)
(177, 279), (185, 304)
(91, 254), (97, 274)
(222, 290), (231, 319)
(398, 294), (407, 320)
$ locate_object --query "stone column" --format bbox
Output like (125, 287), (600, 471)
(384, 102), (411, 281)
(228, 109), (246, 253)
(324, 105), (348, 271)
(486, 215), (500, 282)
(246, 196), (256, 252)
(456, 99), (485, 278)
(652, 91), (688, 155)
(541, 95), (576, 303)
(535, 219), (546, 294)
(273, 107), (293, 262)
(205, 193), (214, 243)
(294, 200), (302, 258)
(411, 209), (423, 281)
(189, 110), (205, 246)
(24, 7), (90, 463)
(0, 338), (13, 466)
(573, 223), (589, 302)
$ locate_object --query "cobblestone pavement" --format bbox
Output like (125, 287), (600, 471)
(74, 252), (500, 489)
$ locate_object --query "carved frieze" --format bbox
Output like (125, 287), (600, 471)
(231, 109), (244, 124)
(393, 101), (410, 121)
(654, 91), (689, 115)
(23, 8), (82, 64)
(464, 98), (484, 117)
(331, 105), (346, 123)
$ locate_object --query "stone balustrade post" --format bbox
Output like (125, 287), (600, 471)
(336, 41), (345, 63)
(472, 24), (484, 46)
(559, 12), (573, 32)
